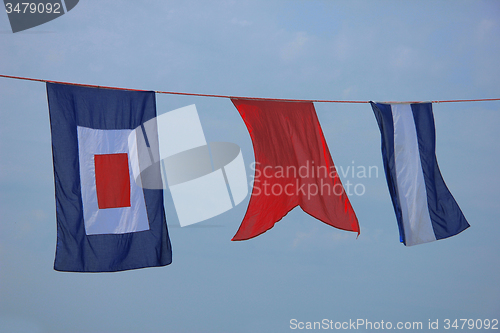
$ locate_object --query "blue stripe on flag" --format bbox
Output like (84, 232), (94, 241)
(371, 102), (405, 244)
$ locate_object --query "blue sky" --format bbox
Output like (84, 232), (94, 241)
(1, 1), (499, 332)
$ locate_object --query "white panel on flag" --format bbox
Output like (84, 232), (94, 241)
(392, 104), (436, 246)
(128, 130), (141, 181)
(77, 126), (150, 235)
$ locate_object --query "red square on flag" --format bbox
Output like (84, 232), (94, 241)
(94, 153), (131, 209)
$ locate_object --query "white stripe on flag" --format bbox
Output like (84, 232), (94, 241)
(392, 104), (436, 246)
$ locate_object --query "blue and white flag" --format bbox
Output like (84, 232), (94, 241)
(47, 83), (172, 272)
(371, 102), (469, 246)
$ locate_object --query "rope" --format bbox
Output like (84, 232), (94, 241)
(2, 74), (500, 104)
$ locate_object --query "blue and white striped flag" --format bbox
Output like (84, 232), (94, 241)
(371, 102), (469, 246)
